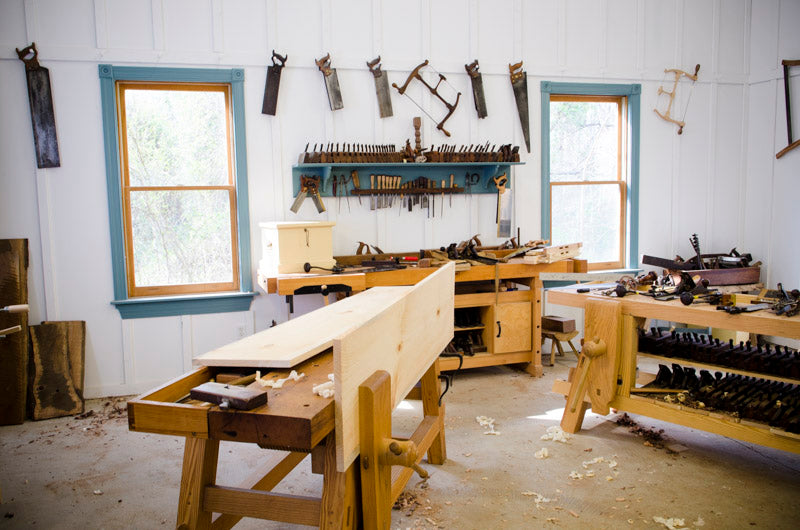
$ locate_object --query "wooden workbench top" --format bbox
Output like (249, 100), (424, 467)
(547, 285), (800, 340)
(260, 258), (586, 295)
(128, 350), (335, 452)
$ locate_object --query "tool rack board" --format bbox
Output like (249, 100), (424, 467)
(292, 162), (522, 197)
(548, 286), (800, 454)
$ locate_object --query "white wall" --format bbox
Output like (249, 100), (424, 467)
(1, 0), (798, 397)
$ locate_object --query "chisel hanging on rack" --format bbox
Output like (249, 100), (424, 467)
(16, 43), (60, 168)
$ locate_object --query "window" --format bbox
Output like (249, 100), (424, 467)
(541, 82), (640, 270)
(100, 66), (254, 318)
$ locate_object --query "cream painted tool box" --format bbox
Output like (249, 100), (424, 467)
(259, 221), (337, 274)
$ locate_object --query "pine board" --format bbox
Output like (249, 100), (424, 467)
(334, 263), (455, 471)
(194, 286), (414, 368)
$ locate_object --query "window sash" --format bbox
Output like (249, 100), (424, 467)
(116, 82), (240, 297)
(549, 181), (626, 270)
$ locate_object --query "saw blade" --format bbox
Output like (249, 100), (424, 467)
(324, 70), (343, 110)
(373, 71), (393, 118)
(17, 43), (60, 168)
(509, 62), (530, 153)
(262, 64), (283, 115)
(465, 60), (487, 119)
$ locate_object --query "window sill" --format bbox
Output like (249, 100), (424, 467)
(540, 268), (642, 288)
(112, 291), (257, 319)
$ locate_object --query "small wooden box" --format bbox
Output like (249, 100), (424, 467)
(259, 221), (337, 274)
(542, 315), (576, 333)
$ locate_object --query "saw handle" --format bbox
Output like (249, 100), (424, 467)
(315, 53), (333, 76)
(271, 50), (287, 67)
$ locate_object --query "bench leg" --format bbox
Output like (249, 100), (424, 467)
(420, 360), (446, 464)
(320, 432), (359, 529)
(177, 437), (219, 530)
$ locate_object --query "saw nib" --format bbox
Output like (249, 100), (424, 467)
(509, 61), (531, 153)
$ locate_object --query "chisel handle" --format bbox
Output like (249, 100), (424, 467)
(1, 304), (29, 313)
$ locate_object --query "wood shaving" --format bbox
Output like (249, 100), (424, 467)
(257, 369), (305, 389)
(476, 415), (500, 435)
(568, 471), (584, 480)
(312, 374), (335, 398)
(541, 426), (571, 443)
(534, 447), (549, 459)
(569, 510), (580, 518)
(653, 516), (686, 529)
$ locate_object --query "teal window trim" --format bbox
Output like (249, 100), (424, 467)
(99, 65), (255, 319)
(540, 81), (641, 269)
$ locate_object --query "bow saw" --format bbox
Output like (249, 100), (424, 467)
(392, 60), (461, 137)
(654, 64), (700, 134)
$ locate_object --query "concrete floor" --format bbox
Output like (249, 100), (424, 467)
(1, 357), (799, 530)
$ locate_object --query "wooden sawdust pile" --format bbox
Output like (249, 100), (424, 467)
(614, 413), (666, 448)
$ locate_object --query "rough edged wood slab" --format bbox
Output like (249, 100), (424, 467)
(29, 322), (84, 419)
(0, 239), (28, 425)
(195, 286), (414, 368)
(334, 263), (455, 471)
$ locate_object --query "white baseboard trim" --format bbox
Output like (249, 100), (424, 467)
(84, 378), (172, 399)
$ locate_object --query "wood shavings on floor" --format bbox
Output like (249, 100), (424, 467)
(540, 426), (571, 443)
(475, 416), (500, 435)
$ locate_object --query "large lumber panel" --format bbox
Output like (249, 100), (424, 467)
(195, 286), (413, 368)
(28, 322), (84, 419)
(0, 239), (28, 425)
(334, 263), (455, 471)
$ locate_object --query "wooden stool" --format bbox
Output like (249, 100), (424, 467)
(542, 330), (580, 366)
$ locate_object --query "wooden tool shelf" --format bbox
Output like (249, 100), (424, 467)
(549, 286), (800, 454)
(292, 161), (522, 197)
(636, 352), (800, 386)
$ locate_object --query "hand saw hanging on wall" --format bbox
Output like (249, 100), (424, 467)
(367, 56), (393, 118)
(261, 50), (287, 116)
(465, 60), (487, 119)
(16, 43), (60, 168)
(316, 53), (344, 111)
(509, 61), (530, 153)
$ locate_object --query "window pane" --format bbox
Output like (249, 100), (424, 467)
(551, 184), (621, 264)
(550, 100), (619, 182)
(124, 88), (229, 187)
(130, 190), (234, 287)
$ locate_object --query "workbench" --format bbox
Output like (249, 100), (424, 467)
(129, 265), (454, 528)
(548, 285), (800, 454)
(259, 257), (587, 376)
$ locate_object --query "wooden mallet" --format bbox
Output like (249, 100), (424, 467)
(568, 337), (607, 412)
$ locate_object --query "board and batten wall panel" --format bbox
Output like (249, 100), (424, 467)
(1, 0), (797, 396)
